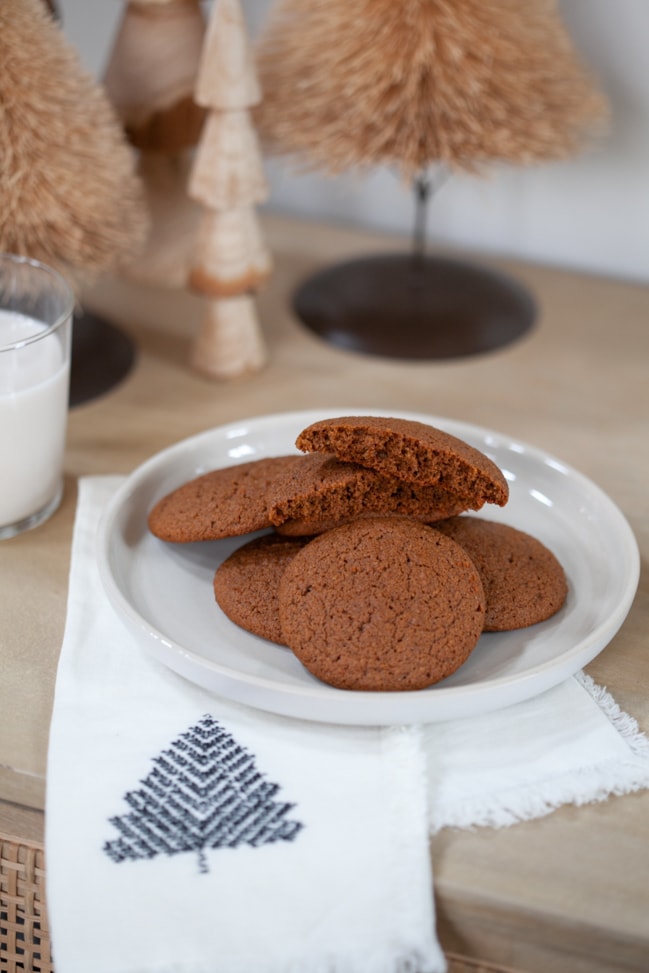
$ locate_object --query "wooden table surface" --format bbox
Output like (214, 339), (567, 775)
(1, 213), (648, 973)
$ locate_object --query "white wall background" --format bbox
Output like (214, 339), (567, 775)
(59, 0), (649, 284)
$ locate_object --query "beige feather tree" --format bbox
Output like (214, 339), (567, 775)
(186, 0), (271, 379)
(254, 0), (607, 360)
(103, 0), (208, 287)
(0, 0), (148, 281)
(255, 0), (606, 179)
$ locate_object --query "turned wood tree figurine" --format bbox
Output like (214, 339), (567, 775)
(186, 0), (271, 379)
(103, 0), (208, 287)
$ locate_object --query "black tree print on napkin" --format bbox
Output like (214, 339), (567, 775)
(103, 713), (303, 873)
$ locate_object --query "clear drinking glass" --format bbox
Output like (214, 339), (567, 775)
(0, 253), (74, 539)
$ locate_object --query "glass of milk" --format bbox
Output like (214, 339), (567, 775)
(0, 253), (74, 539)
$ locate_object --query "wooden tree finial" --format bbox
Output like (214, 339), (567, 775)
(188, 207), (272, 298)
(188, 110), (269, 210)
(187, 0), (270, 380)
(189, 295), (267, 379)
(194, 0), (262, 110)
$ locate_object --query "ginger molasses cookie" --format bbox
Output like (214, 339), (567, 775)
(268, 452), (471, 534)
(214, 533), (311, 644)
(148, 455), (301, 543)
(295, 415), (508, 507)
(278, 516), (485, 692)
(275, 495), (468, 537)
(268, 454), (385, 528)
(433, 516), (567, 631)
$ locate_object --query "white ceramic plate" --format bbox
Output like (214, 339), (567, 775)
(97, 408), (639, 725)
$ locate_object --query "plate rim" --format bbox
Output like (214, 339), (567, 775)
(97, 407), (640, 725)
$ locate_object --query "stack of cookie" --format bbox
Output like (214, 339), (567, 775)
(148, 416), (567, 692)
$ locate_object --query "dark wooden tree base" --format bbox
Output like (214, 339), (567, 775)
(293, 253), (536, 360)
(69, 310), (137, 407)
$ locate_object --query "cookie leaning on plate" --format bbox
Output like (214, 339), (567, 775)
(148, 455), (301, 542)
(295, 415), (509, 507)
(278, 516), (486, 692)
(214, 534), (311, 644)
(433, 516), (568, 631)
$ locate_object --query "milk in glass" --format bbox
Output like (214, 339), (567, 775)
(0, 309), (70, 528)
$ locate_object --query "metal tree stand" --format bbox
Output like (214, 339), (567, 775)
(293, 174), (536, 361)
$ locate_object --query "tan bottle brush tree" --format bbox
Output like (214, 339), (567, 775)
(0, 0), (148, 283)
(255, 0), (607, 180)
(186, 0), (271, 379)
(253, 0), (607, 360)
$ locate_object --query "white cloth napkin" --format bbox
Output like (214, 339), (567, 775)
(46, 476), (649, 973)
(426, 669), (649, 833)
(46, 477), (445, 973)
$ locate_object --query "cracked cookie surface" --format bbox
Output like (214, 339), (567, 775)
(214, 533), (310, 644)
(278, 515), (485, 691)
(434, 516), (568, 631)
(148, 455), (301, 542)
